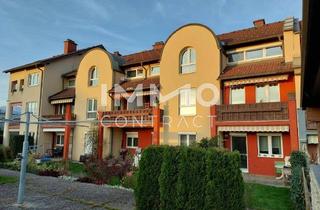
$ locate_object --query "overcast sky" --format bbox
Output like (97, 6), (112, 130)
(0, 0), (302, 106)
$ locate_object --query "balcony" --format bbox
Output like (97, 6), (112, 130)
(215, 102), (289, 122)
(41, 114), (76, 129)
(101, 108), (163, 128)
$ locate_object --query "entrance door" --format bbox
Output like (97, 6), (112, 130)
(231, 135), (248, 172)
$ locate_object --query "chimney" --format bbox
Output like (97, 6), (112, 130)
(253, 19), (265, 28)
(113, 51), (122, 56)
(153, 41), (164, 50)
(64, 39), (77, 54)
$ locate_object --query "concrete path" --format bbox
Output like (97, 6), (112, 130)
(0, 169), (135, 210)
(243, 173), (288, 187)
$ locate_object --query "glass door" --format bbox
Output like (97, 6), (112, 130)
(231, 135), (248, 172)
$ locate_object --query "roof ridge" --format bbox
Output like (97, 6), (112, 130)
(218, 20), (283, 37)
(122, 47), (162, 58)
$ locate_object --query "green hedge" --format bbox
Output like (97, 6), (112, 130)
(290, 151), (307, 210)
(135, 146), (165, 210)
(9, 135), (34, 157)
(0, 146), (13, 162)
(136, 146), (245, 210)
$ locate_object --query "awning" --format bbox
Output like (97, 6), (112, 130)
(218, 125), (289, 132)
(307, 135), (319, 144)
(51, 98), (73, 104)
(43, 128), (65, 132)
(224, 74), (289, 87)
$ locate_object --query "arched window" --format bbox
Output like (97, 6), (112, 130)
(89, 66), (98, 86)
(180, 48), (196, 74)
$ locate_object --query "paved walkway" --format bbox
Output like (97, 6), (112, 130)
(243, 173), (288, 187)
(0, 169), (135, 210)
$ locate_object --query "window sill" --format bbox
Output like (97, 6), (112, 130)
(179, 71), (196, 75)
(127, 146), (138, 149)
(258, 154), (283, 159)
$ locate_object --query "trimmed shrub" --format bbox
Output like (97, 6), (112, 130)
(290, 167), (305, 210)
(121, 171), (138, 190)
(136, 146), (165, 210)
(193, 136), (220, 148)
(176, 147), (207, 210)
(0, 146), (13, 162)
(9, 135), (34, 157)
(290, 151), (308, 169)
(205, 148), (245, 210)
(159, 146), (181, 210)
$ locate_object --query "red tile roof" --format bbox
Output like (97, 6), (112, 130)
(121, 49), (162, 67)
(109, 76), (160, 92)
(217, 21), (284, 46)
(49, 88), (75, 101)
(219, 58), (293, 80)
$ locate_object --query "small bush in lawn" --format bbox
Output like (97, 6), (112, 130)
(159, 146), (181, 210)
(136, 146), (165, 210)
(109, 176), (121, 186)
(192, 136), (221, 148)
(0, 146), (13, 162)
(176, 147), (207, 210)
(121, 171), (138, 189)
(205, 148), (245, 210)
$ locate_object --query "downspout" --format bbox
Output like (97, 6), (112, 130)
(36, 64), (45, 148)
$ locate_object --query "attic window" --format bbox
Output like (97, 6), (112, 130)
(126, 69), (144, 79)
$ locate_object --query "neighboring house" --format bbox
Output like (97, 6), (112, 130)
(3, 17), (302, 176)
(301, 0), (320, 164)
(2, 40), (104, 156)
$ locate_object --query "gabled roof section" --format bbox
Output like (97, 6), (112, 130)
(219, 58), (293, 80)
(3, 45), (105, 73)
(121, 48), (163, 67)
(217, 21), (284, 46)
(109, 76), (160, 93)
(49, 88), (75, 101)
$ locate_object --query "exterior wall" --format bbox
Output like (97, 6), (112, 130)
(122, 128), (153, 154)
(160, 24), (222, 146)
(73, 48), (114, 160)
(224, 132), (291, 176)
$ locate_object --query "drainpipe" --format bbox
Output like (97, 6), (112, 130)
(35, 65), (45, 148)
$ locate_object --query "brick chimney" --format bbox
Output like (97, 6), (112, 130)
(64, 39), (77, 54)
(253, 19), (265, 28)
(153, 41), (164, 50)
(113, 51), (122, 56)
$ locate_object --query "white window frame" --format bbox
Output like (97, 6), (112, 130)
(89, 67), (98, 86)
(28, 73), (40, 87)
(230, 86), (245, 104)
(126, 68), (144, 79)
(179, 88), (196, 116)
(227, 44), (283, 65)
(26, 101), (38, 115)
(180, 48), (196, 74)
(257, 133), (283, 158)
(126, 132), (139, 148)
(87, 99), (97, 119)
(255, 83), (280, 103)
(150, 66), (160, 76)
(179, 132), (197, 146)
(56, 133), (64, 146)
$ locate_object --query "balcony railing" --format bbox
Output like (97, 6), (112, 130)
(102, 108), (162, 128)
(215, 102), (289, 122)
(42, 114), (76, 120)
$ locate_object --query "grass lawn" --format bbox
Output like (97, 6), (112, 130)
(0, 176), (18, 184)
(245, 183), (293, 210)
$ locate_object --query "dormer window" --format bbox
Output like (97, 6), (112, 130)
(126, 69), (144, 79)
(150, 66), (160, 76)
(68, 79), (75, 88)
(89, 67), (98, 86)
(180, 48), (196, 74)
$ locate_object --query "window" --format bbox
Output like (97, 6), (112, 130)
(56, 134), (64, 146)
(230, 87), (245, 104)
(307, 135), (318, 144)
(19, 79), (24, 91)
(227, 45), (283, 64)
(89, 67), (98, 86)
(256, 84), (280, 103)
(11, 81), (18, 93)
(228, 52), (244, 63)
(246, 49), (263, 60)
(28, 73), (40, 86)
(57, 104), (65, 115)
(87, 99), (97, 119)
(26, 102), (38, 115)
(179, 88), (196, 116)
(150, 66), (160, 76)
(258, 134), (282, 157)
(68, 79), (75, 88)
(179, 133), (196, 146)
(126, 69), (144, 79)
(266, 46), (283, 57)
(127, 132), (138, 148)
(180, 48), (196, 74)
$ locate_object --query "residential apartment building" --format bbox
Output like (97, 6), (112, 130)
(3, 17), (302, 176)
